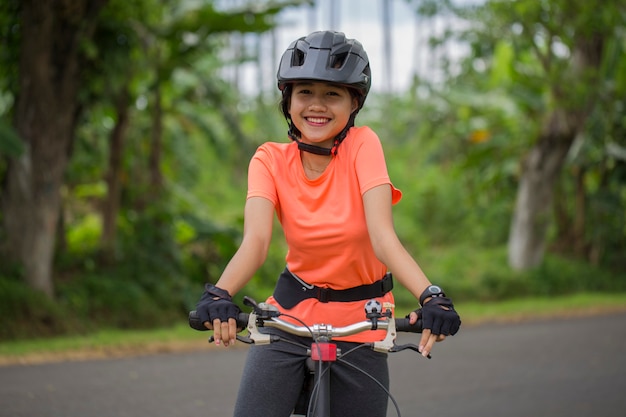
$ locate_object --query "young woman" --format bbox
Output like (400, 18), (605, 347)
(196, 30), (461, 417)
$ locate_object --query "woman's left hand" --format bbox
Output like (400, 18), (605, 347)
(407, 297), (461, 357)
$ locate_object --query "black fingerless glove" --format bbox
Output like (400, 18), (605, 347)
(195, 284), (241, 324)
(419, 296), (461, 336)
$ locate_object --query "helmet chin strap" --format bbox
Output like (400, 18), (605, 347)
(288, 115), (355, 157)
(297, 141), (333, 156)
(288, 129), (333, 156)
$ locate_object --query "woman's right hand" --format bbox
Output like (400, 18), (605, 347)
(208, 318), (239, 347)
(195, 284), (241, 346)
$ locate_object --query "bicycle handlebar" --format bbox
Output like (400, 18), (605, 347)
(189, 310), (423, 335)
(189, 298), (427, 356)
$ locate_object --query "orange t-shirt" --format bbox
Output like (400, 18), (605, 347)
(247, 126), (402, 342)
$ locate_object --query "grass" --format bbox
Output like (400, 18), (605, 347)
(451, 292), (626, 324)
(0, 323), (205, 366)
(1, 291), (625, 366)
(0, 324), (197, 356)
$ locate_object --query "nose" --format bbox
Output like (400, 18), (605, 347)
(307, 92), (328, 111)
(308, 99), (326, 112)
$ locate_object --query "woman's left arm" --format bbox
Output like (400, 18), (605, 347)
(362, 184), (431, 297)
(363, 184), (460, 356)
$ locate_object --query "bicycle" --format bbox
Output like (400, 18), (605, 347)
(189, 296), (429, 417)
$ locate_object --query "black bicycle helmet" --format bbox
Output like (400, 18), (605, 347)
(277, 31), (372, 155)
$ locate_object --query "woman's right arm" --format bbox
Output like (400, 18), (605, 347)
(215, 196), (275, 295)
(211, 196), (275, 346)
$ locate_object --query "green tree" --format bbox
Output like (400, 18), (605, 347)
(408, 0), (626, 270)
(493, 0), (624, 270)
(0, 0), (308, 299)
(2, 0), (109, 298)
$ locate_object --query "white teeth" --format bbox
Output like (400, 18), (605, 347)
(307, 117), (329, 124)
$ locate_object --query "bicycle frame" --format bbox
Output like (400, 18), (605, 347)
(190, 297), (426, 417)
(247, 306), (404, 417)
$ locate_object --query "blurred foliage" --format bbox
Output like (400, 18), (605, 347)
(1, 0), (625, 341)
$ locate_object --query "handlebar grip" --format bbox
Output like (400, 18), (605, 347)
(395, 318), (424, 333)
(188, 310), (207, 331)
(188, 310), (250, 331)
(236, 313), (250, 328)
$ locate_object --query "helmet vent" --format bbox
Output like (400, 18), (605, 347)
(331, 52), (348, 69)
(292, 48), (306, 67)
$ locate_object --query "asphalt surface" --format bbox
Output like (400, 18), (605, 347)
(1, 312), (625, 417)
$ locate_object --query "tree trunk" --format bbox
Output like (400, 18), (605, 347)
(101, 87), (131, 257)
(149, 81), (163, 195)
(507, 33), (605, 270)
(572, 165), (587, 257)
(508, 110), (577, 269)
(2, 0), (107, 297)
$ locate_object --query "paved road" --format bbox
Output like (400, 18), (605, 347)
(1, 313), (625, 417)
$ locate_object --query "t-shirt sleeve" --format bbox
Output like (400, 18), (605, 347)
(354, 128), (402, 205)
(247, 145), (278, 206)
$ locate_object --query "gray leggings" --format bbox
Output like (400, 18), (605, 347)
(233, 329), (390, 417)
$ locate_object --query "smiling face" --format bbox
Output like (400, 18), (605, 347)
(288, 81), (359, 149)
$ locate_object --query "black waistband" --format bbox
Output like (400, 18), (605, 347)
(272, 267), (394, 309)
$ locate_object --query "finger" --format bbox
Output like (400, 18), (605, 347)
(422, 333), (438, 357)
(419, 329), (431, 356)
(226, 318), (237, 346)
(440, 319), (452, 335)
(436, 334), (446, 343)
(203, 321), (213, 331)
(220, 320), (231, 347)
(450, 318), (461, 335)
(430, 316), (443, 336)
(212, 319), (222, 345)
(408, 311), (419, 325)
(440, 311), (460, 336)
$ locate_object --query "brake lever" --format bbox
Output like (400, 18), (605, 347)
(208, 334), (255, 344)
(205, 297), (278, 346)
(390, 342), (432, 359)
